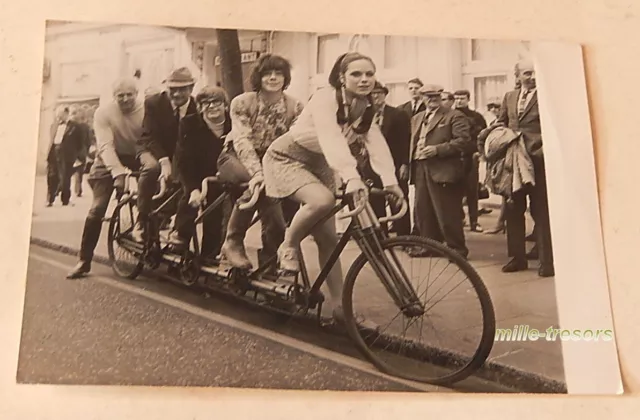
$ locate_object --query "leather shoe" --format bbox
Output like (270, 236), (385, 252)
(502, 258), (528, 273)
(67, 260), (91, 279)
(538, 264), (555, 277)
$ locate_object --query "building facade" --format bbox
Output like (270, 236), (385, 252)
(37, 22), (530, 174)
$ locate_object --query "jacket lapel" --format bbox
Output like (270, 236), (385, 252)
(518, 90), (538, 121)
(410, 110), (426, 156)
(423, 107), (444, 136)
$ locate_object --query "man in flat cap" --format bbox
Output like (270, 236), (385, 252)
(491, 58), (554, 277)
(370, 81), (412, 235)
(408, 83), (474, 258)
(133, 66), (199, 242)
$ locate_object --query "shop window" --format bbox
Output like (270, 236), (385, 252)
(316, 34), (340, 75)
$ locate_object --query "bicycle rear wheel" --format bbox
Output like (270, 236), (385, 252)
(107, 198), (144, 279)
(342, 235), (495, 386)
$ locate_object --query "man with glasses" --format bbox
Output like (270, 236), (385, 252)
(171, 86), (232, 259)
(66, 77), (146, 279)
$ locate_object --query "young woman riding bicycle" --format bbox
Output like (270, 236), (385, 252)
(262, 51), (404, 321)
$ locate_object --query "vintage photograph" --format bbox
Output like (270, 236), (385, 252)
(18, 19), (590, 394)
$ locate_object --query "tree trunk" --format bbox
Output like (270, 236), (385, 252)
(216, 29), (244, 100)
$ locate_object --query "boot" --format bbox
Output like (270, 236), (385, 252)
(220, 205), (254, 269)
(66, 216), (103, 279)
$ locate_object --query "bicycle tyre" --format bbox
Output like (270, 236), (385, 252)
(342, 235), (496, 386)
(107, 198), (144, 279)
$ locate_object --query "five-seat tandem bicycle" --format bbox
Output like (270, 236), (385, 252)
(106, 173), (496, 386)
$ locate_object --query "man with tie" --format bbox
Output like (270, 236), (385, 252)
(370, 81), (412, 235)
(408, 84), (474, 259)
(398, 78), (427, 117)
(492, 58), (554, 277)
(134, 67), (199, 242)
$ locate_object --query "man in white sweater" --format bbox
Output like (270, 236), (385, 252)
(66, 77), (146, 279)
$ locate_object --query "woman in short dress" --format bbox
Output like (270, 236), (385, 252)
(262, 52), (404, 318)
(217, 53), (304, 270)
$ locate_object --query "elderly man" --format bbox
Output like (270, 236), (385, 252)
(409, 84), (473, 258)
(66, 77), (146, 279)
(133, 67), (198, 242)
(491, 59), (554, 277)
(46, 105), (89, 206)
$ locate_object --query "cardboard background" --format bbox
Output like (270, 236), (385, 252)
(1, 0), (638, 417)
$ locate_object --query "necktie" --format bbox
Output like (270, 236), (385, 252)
(518, 90), (530, 116)
(175, 106), (181, 125)
(413, 101), (418, 115)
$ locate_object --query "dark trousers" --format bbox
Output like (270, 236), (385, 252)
(78, 155), (140, 263)
(217, 147), (286, 260)
(463, 156), (480, 226)
(136, 151), (163, 222)
(47, 145), (74, 205)
(506, 158), (554, 267)
(393, 180), (412, 235)
(413, 160), (468, 258)
(174, 185), (227, 259)
(73, 164), (85, 197)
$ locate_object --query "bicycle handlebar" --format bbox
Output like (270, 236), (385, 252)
(199, 176), (256, 210)
(336, 186), (408, 222)
(238, 182), (262, 210)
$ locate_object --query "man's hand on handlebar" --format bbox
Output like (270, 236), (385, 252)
(113, 174), (126, 197)
(159, 157), (172, 181)
(189, 189), (203, 208)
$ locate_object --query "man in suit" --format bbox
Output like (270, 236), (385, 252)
(492, 58), (554, 277)
(134, 67), (199, 242)
(398, 78), (427, 118)
(370, 81), (412, 235)
(46, 105), (89, 206)
(409, 84), (474, 259)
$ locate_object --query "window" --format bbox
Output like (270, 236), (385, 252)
(474, 75), (508, 119)
(383, 36), (417, 70)
(316, 34), (341, 74)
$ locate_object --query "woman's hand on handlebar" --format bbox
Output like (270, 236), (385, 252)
(248, 173), (265, 194)
(383, 184), (405, 207)
(345, 178), (369, 204)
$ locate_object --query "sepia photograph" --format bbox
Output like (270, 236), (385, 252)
(16, 19), (615, 395)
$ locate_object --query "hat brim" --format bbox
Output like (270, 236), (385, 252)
(166, 81), (195, 88)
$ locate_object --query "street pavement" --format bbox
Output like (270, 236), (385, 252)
(25, 175), (566, 391)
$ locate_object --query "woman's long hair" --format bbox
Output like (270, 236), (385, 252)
(328, 52), (376, 133)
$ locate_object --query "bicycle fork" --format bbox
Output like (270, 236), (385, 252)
(353, 203), (425, 318)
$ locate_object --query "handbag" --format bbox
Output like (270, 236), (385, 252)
(478, 182), (490, 200)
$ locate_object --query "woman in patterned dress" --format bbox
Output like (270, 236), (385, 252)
(217, 54), (304, 270)
(262, 52), (404, 319)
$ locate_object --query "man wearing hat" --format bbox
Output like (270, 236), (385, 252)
(370, 81), (412, 235)
(408, 83), (474, 258)
(133, 66), (199, 242)
(172, 85), (232, 258)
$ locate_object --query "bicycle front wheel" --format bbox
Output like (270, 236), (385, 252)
(107, 198), (144, 279)
(342, 235), (495, 386)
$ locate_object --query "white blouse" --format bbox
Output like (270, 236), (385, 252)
(287, 86), (398, 187)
